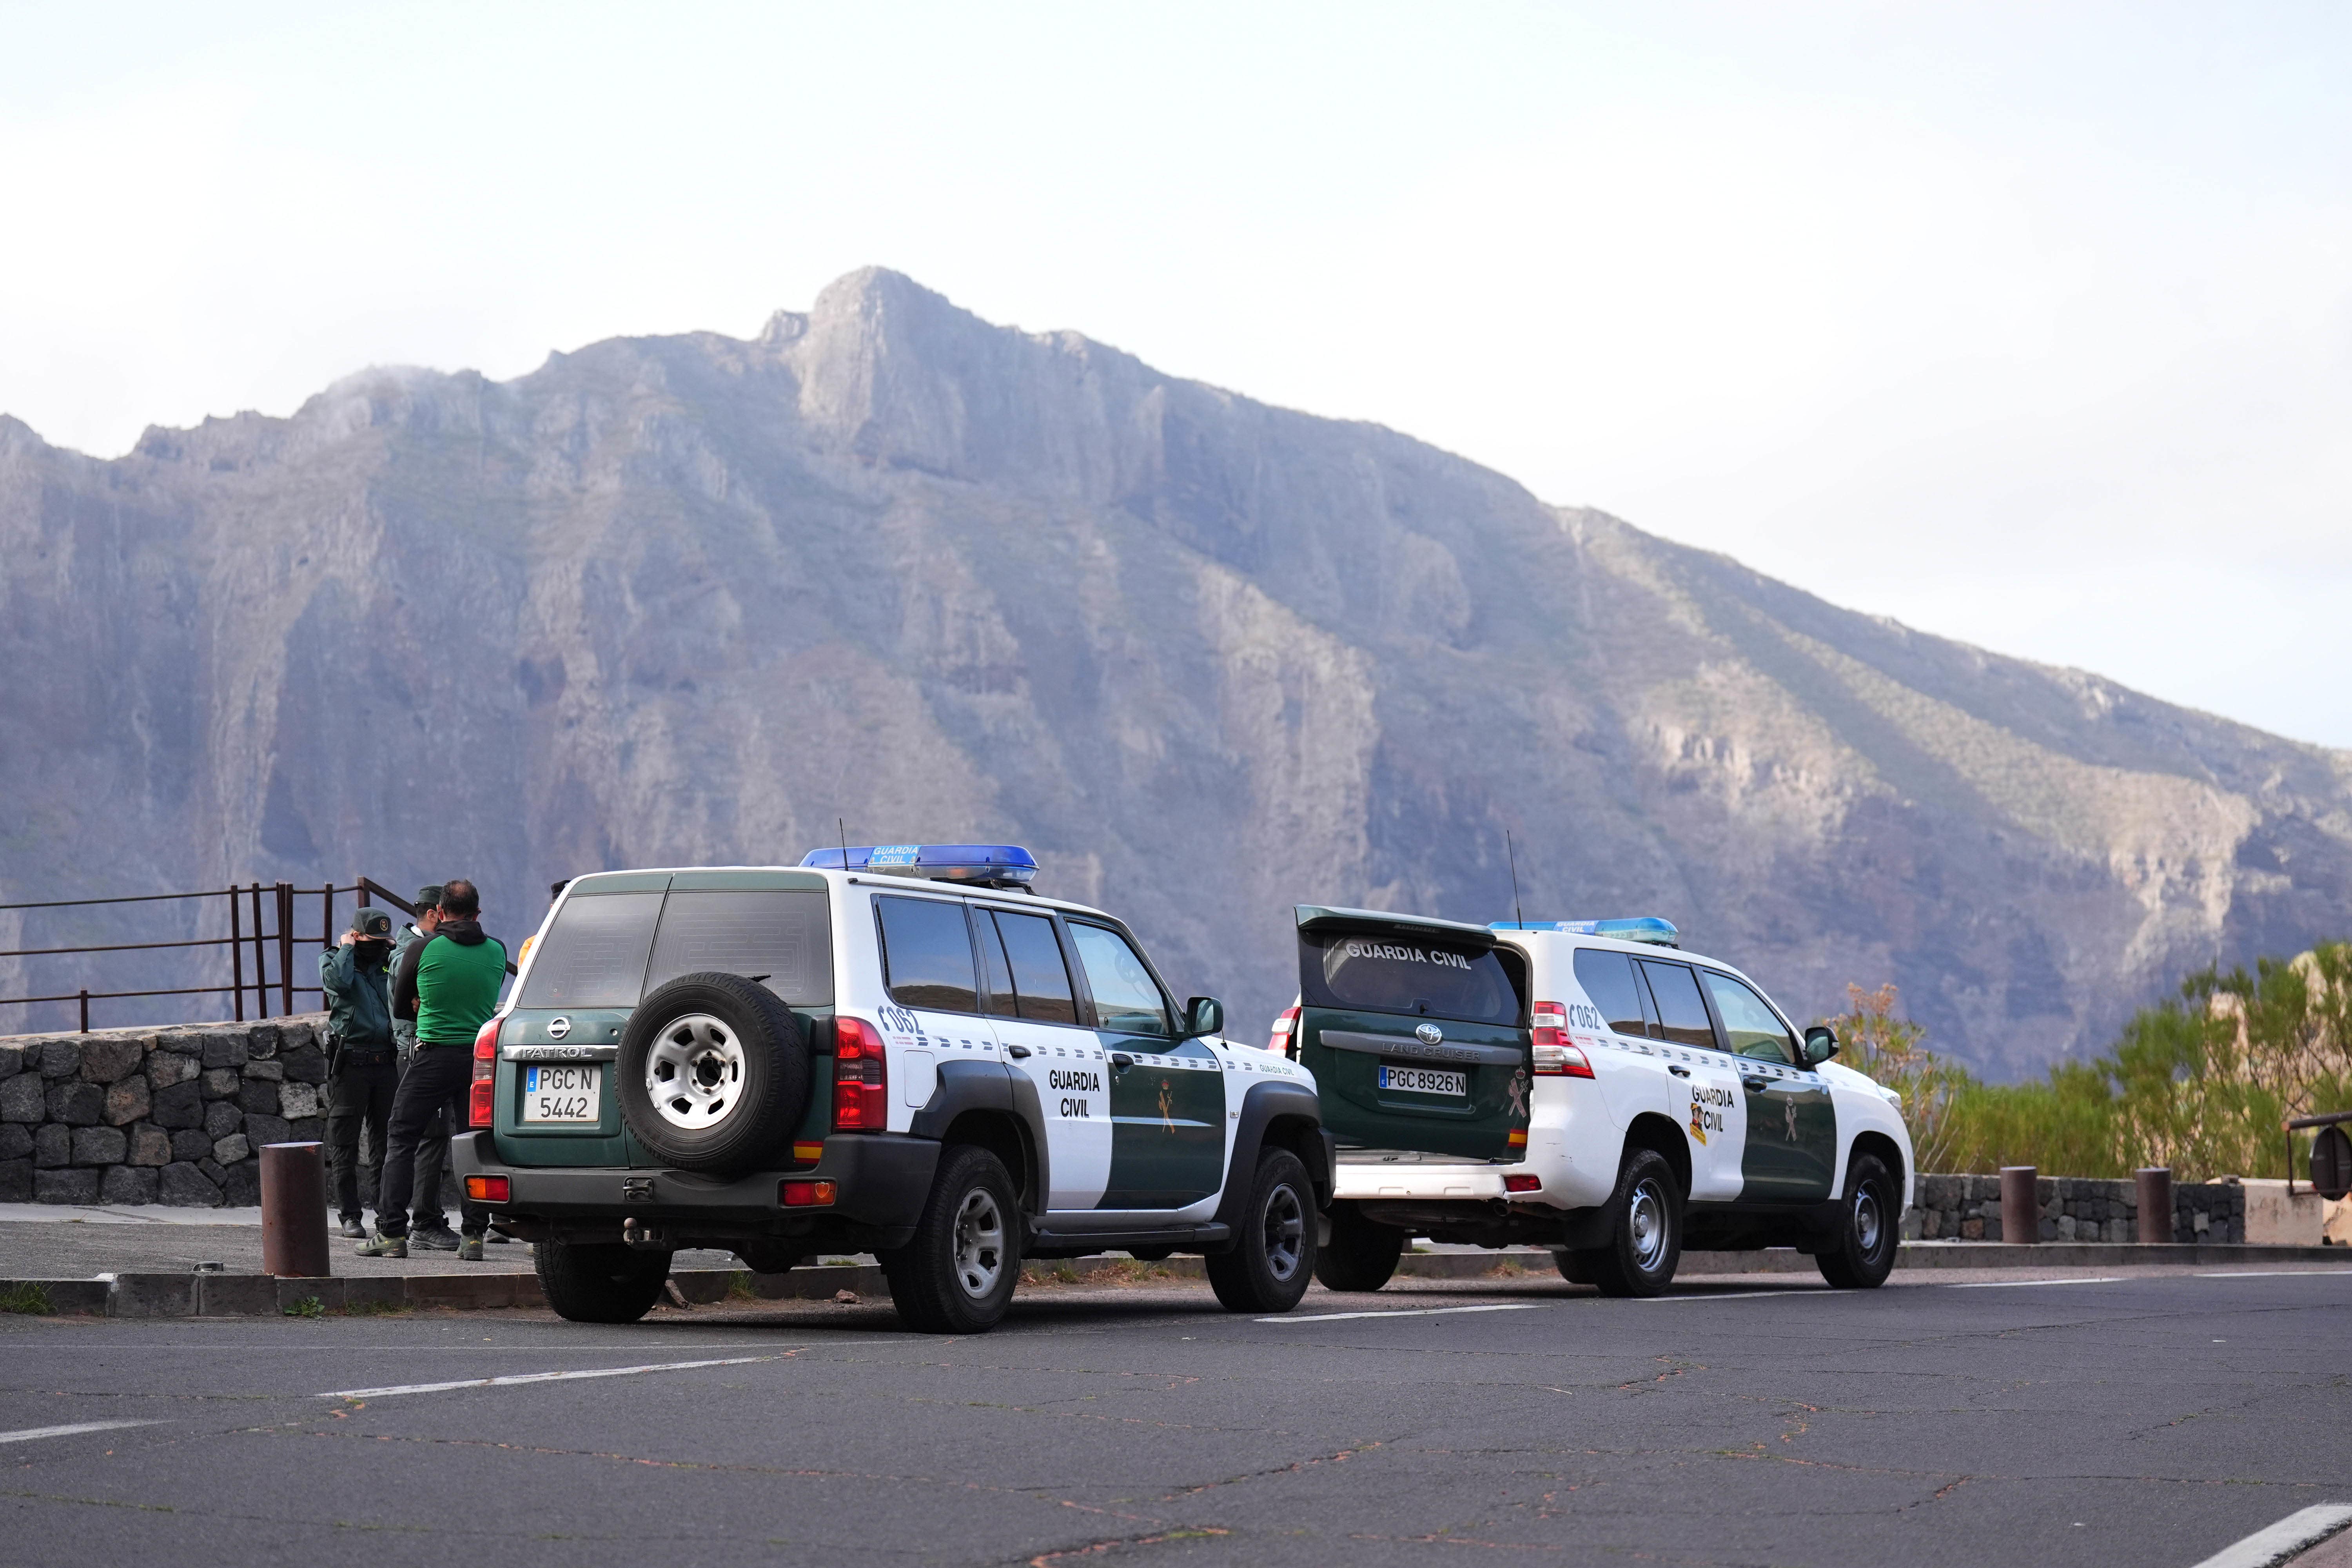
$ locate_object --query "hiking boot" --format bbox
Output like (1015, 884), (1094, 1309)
(485, 1230), (513, 1244)
(457, 1234), (486, 1262)
(411, 1224), (462, 1252)
(355, 1230), (407, 1259)
(336, 1217), (368, 1239)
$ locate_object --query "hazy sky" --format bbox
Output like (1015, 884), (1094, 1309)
(5, 4), (2347, 748)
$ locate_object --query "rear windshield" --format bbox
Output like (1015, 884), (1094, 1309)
(517, 892), (663, 1009)
(643, 889), (833, 1007)
(1300, 931), (1524, 1027)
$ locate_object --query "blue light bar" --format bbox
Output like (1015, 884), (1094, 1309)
(799, 843), (1040, 887)
(1491, 915), (1680, 947)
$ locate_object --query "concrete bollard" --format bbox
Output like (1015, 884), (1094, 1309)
(2136, 1167), (2174, 1245)
(259, 1141), (331, 1279)
(2000, 1165), (2038, 1244)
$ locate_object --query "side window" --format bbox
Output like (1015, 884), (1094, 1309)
(976, 913), (1017, 1018)
(1571, 949), (1648, 1037)
(991, 911), (1080, 1026)
(1638, 960), (1717, 1050)
(1701, 970), (1797, 1065)
(1067, 923), (1172, 1039)
(875, 897), (979, 1014)
(517, 892), (662, 1009)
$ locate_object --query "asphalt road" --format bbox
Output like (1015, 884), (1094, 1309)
(5, 1267), (2349, 1567)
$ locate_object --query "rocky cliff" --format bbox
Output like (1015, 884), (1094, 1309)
(5, 268), (2348, 1077)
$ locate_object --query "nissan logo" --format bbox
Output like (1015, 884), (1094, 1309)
(1415, 1022), (1443, 1045)
(546, 1016), (572, 1041)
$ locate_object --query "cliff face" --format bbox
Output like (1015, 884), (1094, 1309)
(5, 268), (2348, 1076)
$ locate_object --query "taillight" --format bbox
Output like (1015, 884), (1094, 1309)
(832, 1017), (889, 1131)
(469, 1018), (500, 1127)
(780, 1179), (837, 1207)
(465, 1174), (510, 1203)
(1267, 1005), (1299, 1054)
(1530, 1001), (1593, 1078)
(1504, 1173), (1541, 1193)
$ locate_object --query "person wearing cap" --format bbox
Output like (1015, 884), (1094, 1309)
(319, 908), (399, 1239)
(388, 886), (460, 1250)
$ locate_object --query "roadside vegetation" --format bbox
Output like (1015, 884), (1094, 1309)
(1833, 941), (2352, 1181)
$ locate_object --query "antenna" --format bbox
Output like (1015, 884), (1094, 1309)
(839, 817), (850, 875)
(1506, 829), (1525, 930)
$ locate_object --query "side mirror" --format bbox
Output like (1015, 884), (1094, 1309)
(1803, 1025), (1839, 1066)
(1184, 996), (1224, 1040)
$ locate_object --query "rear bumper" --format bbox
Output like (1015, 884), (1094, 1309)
(450, 1131), (940, 1248)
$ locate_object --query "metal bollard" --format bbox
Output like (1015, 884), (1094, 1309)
(1999, 1165), (2038, 1244)
(260, 1142), (332, 1278)
(2136, 1167), (2174, 1245)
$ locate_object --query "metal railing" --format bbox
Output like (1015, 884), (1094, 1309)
(0, 874), (512, 1033)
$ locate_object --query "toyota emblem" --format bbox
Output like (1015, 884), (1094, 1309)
(1415, 1022), (1443, 1045)
(546, 1016), (572, 1040)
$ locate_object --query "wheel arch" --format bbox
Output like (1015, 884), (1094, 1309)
(936, 1109), (1038, 1216)
(1623, 1111), (1693, 1200)
(1847, 1129), (1906, 1204)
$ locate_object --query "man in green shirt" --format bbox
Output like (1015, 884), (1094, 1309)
(361, 879), (508, 1259)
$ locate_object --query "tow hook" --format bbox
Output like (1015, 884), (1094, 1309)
(621, 1218), (667, 1251)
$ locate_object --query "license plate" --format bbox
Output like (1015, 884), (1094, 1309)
(521, 1064), (602, 1123)
(1379, 1063), (1466, 1097)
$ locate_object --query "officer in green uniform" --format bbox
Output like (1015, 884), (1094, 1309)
(318, 907), (398, 1238)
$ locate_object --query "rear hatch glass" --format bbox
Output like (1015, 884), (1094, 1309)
(1293, 906), (1531, 1161)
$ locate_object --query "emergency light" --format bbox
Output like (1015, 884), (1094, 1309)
(800, 843), (1040, 890)
(1491, 916), (1681, 947)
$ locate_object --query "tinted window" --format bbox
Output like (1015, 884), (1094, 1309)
(1701, 970), (1796, 1064)
(517, 892), (662, 1009)
(976, 913), (1017, 1018)
(992, 911), (1079, 1026)
(1639, 960), (1717, 1049)
(641, 890), (833, 1007)
(1572, 949), (1649, 1036)
(1068, 923), (1172, 1038)
(876, 897), (979, 1013)
(1302, 931), (1523, 1027)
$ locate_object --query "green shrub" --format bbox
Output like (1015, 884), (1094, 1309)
(0, 1282), (53, 1316)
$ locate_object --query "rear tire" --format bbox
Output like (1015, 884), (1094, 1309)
(1588, 1148), (1682, 1298)
(880, 1145), (1021, 1334)
(1315, 1201), (1405, 1293)
(1816, 1154), (1898, 1289)
(617, 973), (809, 1174)
(1207, 1148), (1317, 1314)
(535, 1240), (671, 1323)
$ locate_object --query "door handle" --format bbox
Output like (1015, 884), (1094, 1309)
(1111, 1051), (1134, 1070)
(1668, 1065), (1691, 1078)
(1005, 1044), (1031, 1059)
(1741, 1076), (1769, 1091)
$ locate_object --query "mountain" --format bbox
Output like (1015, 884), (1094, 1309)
(5, 268), (2348, 1078)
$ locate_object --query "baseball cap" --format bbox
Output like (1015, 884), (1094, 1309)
(414, 884), (445, 912)
(352, 907), (394, 938)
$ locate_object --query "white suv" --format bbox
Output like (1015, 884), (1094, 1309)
(1277, 907), (1913, 1296)
(454, 846), (1329, 1332)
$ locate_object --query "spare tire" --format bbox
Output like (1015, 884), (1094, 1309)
(618, 972), (810, 1172)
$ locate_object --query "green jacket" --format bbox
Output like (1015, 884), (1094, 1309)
(319, 943), (395, 1054)
(392, 920), (508, 1046)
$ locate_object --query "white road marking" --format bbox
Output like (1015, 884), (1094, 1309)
(323, 1354), (778, 1399)
(1258, 1303), (1549, 1324)
(0, 1420), (164, 1445)
(2198, 1269), (2352, 1279)
(2185, 1503), (2352, 1568)
(1948, 1276), (2123, 1289)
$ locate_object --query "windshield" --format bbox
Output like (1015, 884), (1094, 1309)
(1300, 931), (1524, 1027)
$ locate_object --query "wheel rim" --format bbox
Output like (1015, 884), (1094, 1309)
(1854, 1185), (1884, 1256)
(644, 1013), (746, 1130)
(952, 1186), (1006, 1300)
(1259, 1180), (1305, 1283)
(1628, 1176), (1669, 1271)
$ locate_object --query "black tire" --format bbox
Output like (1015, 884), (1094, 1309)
(535, 1240), (671, 1323)
(734, 1240), (804, 1275)
(617, 973), (809, 1173)
(1587, 1148), (1682, 1298)
(1315, 1201), (1405, 1293)
(1207, 1148), (1318, 1314)
(1553, 1248), (1604, 1285)
(1816, 1153), (1899, 1289)
(880, 1145), (1021, 1334)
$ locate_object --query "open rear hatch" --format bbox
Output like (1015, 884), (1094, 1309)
(1293, 905), (1532, 1161)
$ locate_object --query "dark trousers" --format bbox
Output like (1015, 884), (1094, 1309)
(402, 1051), (452, 1228)
(325, 1056), (398, 1222)
(378, 1044), (485, 1238)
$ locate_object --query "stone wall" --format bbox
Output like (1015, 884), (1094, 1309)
(1906, 1173), (2246, 1243)
(0, 1016), (330, 1206)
